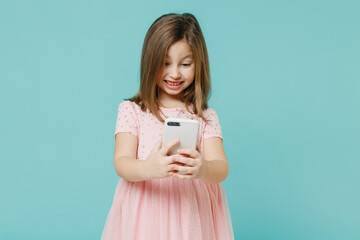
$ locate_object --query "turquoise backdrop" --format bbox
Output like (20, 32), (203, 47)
(1, 0), (359, 239)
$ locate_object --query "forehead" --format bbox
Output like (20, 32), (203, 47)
(166, 39), (193, 59)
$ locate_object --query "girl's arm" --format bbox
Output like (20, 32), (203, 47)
(168, 109), (228, 183)
(113, 132), (147, 182)
(114, 132), (180, 182)
(202, 137), (229, 184)
(171, 137), (229, 184)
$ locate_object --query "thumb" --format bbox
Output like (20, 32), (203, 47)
(154, 139), (162, 151)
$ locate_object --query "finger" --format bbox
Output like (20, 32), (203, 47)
(172, 172), (192, 179)
(173, 165), (194, 175)
(169, 154), (183, 163)
(165, 155), (186, 169)
(166, 155), (178, 165)
(168, 163), (177, 172)
(173, 157), (194, 167)
(173, 162), (187, 166)
(154, 139), (162, 151)
(160, 139), (179, 155)
(196, 144), (200, 152)
(177, 148), (200, 158)
(167, 170), (177, 178)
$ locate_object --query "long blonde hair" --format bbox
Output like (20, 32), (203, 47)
(128, 13), (211, 122)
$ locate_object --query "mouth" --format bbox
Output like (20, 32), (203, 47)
(164, 80), (183, 86)
(164, 80), (184, 89)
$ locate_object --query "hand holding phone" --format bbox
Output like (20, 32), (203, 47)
(162, 118), (199, 156)
(162, 118), (199, 175)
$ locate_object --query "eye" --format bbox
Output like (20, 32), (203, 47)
(181, 63), (191, 67)
(164, 62), (170, 66)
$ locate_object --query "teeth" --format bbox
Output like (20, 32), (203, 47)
(166, 81), (182, 86)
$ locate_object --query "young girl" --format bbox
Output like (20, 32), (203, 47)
(101, 13), (234, 240)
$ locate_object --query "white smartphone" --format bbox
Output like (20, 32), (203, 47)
(162, 118), (199, 156)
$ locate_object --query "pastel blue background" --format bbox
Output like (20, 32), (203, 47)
(1, 0), (359, 239)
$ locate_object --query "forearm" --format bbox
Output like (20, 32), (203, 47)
(114, 156), (147, 182)
(201, 160), (229, 184)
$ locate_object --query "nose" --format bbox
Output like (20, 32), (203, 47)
(168, 66), (181, 79)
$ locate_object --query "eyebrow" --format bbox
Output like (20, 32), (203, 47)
(165, 54), (193, 60)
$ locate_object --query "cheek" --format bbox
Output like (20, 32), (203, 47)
(156, 79), (164, 92)
(157, 71), (166, 84)
(184, 68), (195, 80)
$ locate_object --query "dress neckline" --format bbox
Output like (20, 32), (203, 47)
(160, 106), (186, 111)
(159, 105), (194, 111)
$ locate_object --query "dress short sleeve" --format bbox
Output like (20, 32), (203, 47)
(114, 100), (138, 139)
(203, 108), (223, 141)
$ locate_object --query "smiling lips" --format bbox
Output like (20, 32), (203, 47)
(164, 80), (184, 89)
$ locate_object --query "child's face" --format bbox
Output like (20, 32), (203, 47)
(157, 39), (195, 99)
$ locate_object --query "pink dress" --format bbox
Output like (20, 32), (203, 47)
(101, 100), (234, 240)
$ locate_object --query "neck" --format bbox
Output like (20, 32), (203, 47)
(158, 92), (185, 108)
